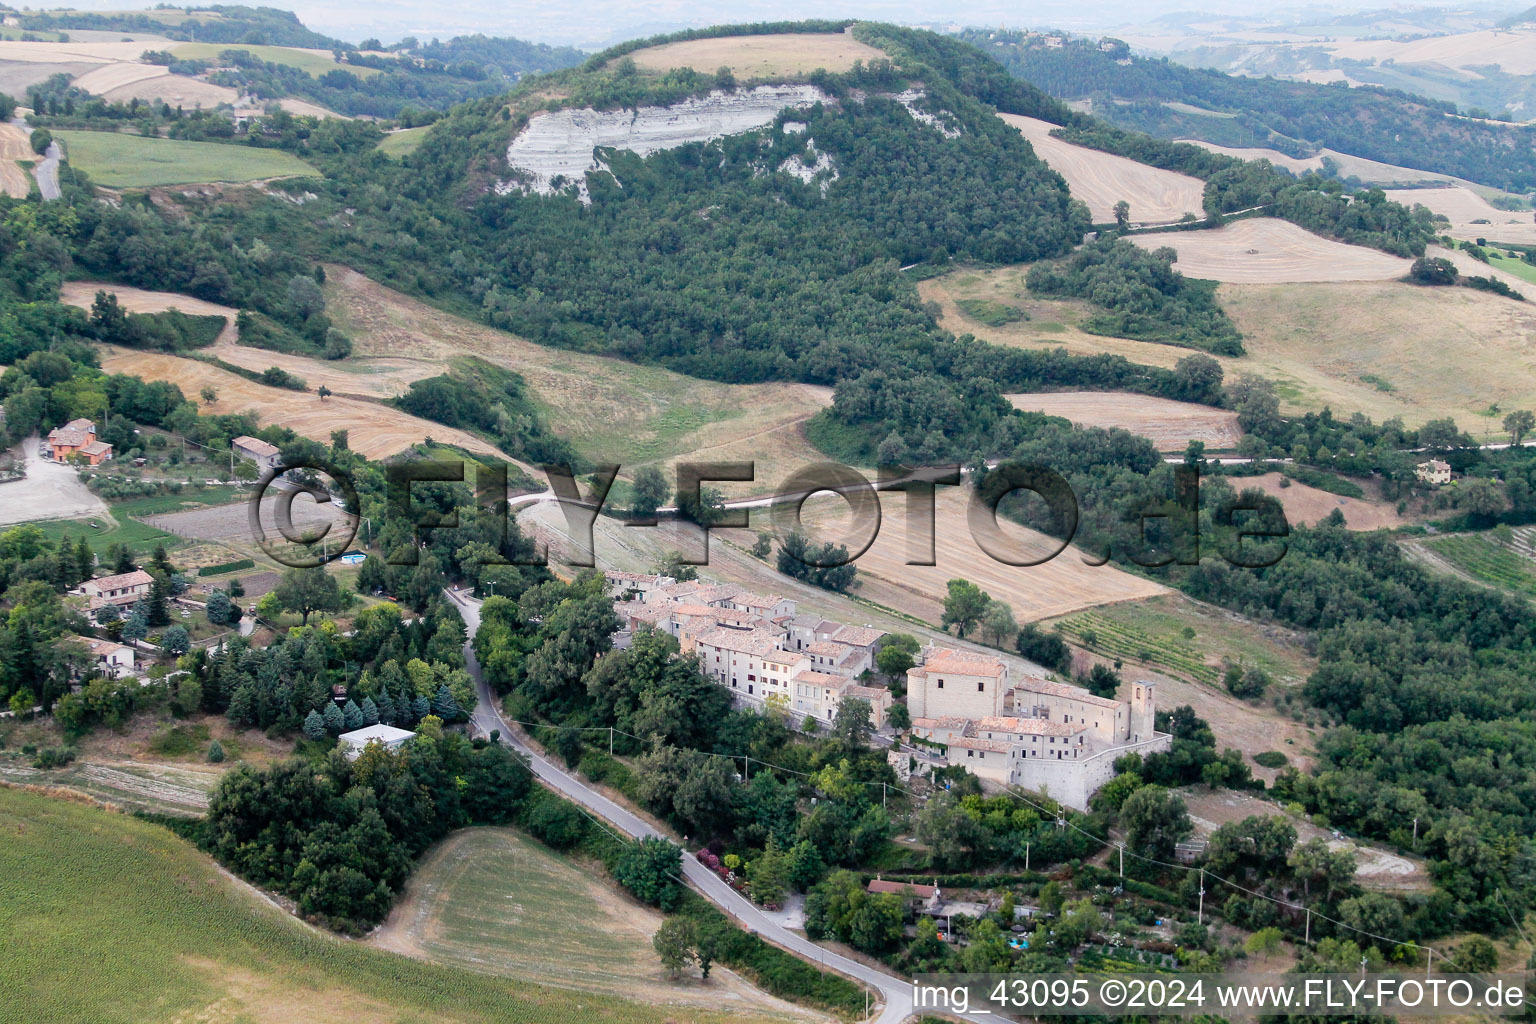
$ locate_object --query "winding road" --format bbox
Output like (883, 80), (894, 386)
(10, 116), (59, 200)
(446, 588), (1012, 1024)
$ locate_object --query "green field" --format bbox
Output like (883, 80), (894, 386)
(1049, 594), (1316, 689)
(0, 788), (753, 1024)
(1484, 252), (1536, 286)
(108, 486), (245, 516)
(170, 41), (381, 77)
(1422, 532), (1536, 599)
(378, 125), (429, 158)
(30, 512), (179, 558)
(56, 130), (319, 187)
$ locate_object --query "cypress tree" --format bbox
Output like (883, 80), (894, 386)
(361, 696), (380, 726)
(342, 698), (364, 731)
(375, 689), (396, 726)
(431, 683), (461, 722)
(322, 701), (344, 734)
(75, 537), (93, 582)
(303, 709), (325, 740)
(411, 694), (430, 723)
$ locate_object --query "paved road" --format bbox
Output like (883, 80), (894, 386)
(10, 117), (59, 200)
(447, 589), (1018, 1024)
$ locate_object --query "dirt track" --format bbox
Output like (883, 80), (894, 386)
(1130, 218), (1411, 283)
(1001, 113), (1206, 223)
(1007, 391), (1242, 450)
(623, 31), (884, 78)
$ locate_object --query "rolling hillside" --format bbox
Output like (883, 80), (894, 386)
(962, 29), (1536, 191)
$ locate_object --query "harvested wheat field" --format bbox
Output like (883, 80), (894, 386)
(0, 121), (31, 197)
(100, 74), (238, 108)
(59, 280), (238, 342)
(793, 486), (1167, 624)
(1130, 218), (1411, 283)
(97, 346), (505, 461)
(1175, 137), (1456, 186)
(1221, 278), (1536, 433)
(1388, 186), (1536, 244)
(1233, 472), (1407, 531)
(1000, 113), (1206, 223)
(621, 30), (884, 78)
(324, 266), (831, 498)
(72, 61), (170, 94)
(0, 39), (154, 64)
(919, 267), (1212, 370)
(1328, 27), (1536, 77)
(1173, 138), (1324, 176)
(1007, 392), (1242, 451)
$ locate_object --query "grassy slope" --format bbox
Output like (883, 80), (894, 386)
(377, 126), (428, 158)
(0, 787), (760, 1024)
(57, 130), (318, 187)
(171, 41), (380, 77)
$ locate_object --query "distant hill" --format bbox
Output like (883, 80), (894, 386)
(1498, 4), (1536, 28)
(958, 29), (1536, 192)
(18, 4), (347, 48)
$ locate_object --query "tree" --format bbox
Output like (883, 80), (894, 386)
(916, 789), (982, 869)
(1452, 935), (1499, 973)
(160, 624), (190, 655)
(322, 701), (344, 734)
(887, 702), (911, 732)
(832, 697), (873, 751)
(145, 575), (172, 627)
(653, 916), (698, 976)
(1245, 926), (1283, 962)
(1121, 785), (1192, 862)
(1173, 353), (1224, 403)
(207, 740), (225, 763)
(200, 386), (218, 406)
(875, 634), (919, 679)
(342, 698), (364, 730)
(206, 589), (236, 626)
(1505, 410), (1535, 447)
(122, 608), (148, 643)
(361, 696), (380, 726)
(1084, 663), (1120, 699)
(303, 709), (326, 740)
(273, 567), (347, 625)
(29, 127), (52, 154)
(941, 578), (990, 638)
(630, 466), (670, 519)
(1113, 199), (1131, 230)
(614, 836), (684, 911)
(980, 600), (1017, 647)
(750, 533), (772, 559)
(1409, 256), (1458, 285)
(746, 844), (790, 906)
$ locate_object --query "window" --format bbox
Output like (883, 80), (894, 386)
(966, 749), (974, 758)
(937, 678), (944, 689)
(977, 681), (984, 692)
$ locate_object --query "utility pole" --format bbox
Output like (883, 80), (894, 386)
(1412, 817), (1418, 843)
(1360, 956), (1368, 977)
(1025, 842), (1030, 872)
(742, 755), (749, 782)
(1305, 907), (1311, 945)
(1426, 947), (1432, 977)
(1197, 869), (1206, 926)
(1119, 844), (1124, 878)
(609, 726), (614, 756)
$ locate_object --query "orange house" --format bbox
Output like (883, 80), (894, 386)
(47, 419), (113, 465)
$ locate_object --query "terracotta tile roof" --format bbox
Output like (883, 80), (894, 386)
(868, 879), (935, 898)
(806, 640), (852, 658)
(82, 569), (154, 592)
(695, 627), (789, 659)
(977, 716), (1080, 737)
(48, 427), (89, 447)
(793, 669), (847, 688)
(1014, 678), (1122, 710)
(950, 736), (1014, 753)
(79, 440), (113, 457)
(843, 684), (890, 702)
(734, 593), (785, 610)
(911, 716), (973, 733)
(63, 418), (95, 432)
(921, 647), (1007, 678)
(233, 435), (281, 458)
(831, 625), (886, 648)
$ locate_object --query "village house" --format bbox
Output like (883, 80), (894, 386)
(64, 635), (136, 679)
(46, 419), (113, 465)
(73, 569), (154, 611)
(1416, 459), (1452, 485)
(232, 435), (283, 473)
(605, 570), (894, 728)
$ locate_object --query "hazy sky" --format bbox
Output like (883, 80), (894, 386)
(40, 0), (1519, 48)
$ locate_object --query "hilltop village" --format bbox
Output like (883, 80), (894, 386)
(605, 569), (1169, 809)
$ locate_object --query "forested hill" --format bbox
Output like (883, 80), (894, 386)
(19, 4), (345, 48)
(957, 29), (1536, 192)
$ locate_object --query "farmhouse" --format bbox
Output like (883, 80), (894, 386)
(46, 419), (113, 465)
(73, 569), (154, 611)
(232, 435), (283, 473)
(907, 646), (1168, 810)
(604, 570), (894, 727)
(64, 635), (136, 679)
(338, 723), (417, 760)
(1416, 459), (1452, 485)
